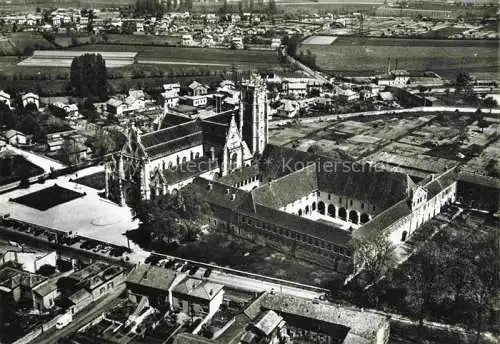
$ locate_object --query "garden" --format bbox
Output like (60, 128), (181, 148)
(11, 184), (85, 211)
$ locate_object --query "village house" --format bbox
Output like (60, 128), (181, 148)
(171, 278), (224, 317)
(4, 129), (27, 145)
(0, 90), (12, 108)
(21, 92), (40, 109)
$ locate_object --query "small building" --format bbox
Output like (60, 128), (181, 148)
(106, 97), (127, 116)
(377, 70), (410, 88)
(126, 265), (186, 307)
(4, 129), (27, 145)
(171, 278), (224, 317)
(0, 90), (12, 108)
(270, 38), (281, 49)
(181, 34), (194, 46)
(21, 92), (40, 110)
(339, 89), (360, 102)
(188, 81), (209, 97)
(181, 95), (208, 107)
(282, 81), (308, 97)
(277, 99), (300, 118)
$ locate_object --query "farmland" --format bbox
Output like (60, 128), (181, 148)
(68, 44), (280, 67)
(300, 36), (499, 79)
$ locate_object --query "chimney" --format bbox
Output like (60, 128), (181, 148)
(225, 188), (230, 194)
(230, 193), (236, 201)
(209, 289), (213, 296)
(207, 182), (213, 191)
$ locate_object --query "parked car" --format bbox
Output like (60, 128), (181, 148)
(203, 268), (212, 278)
(188, 266), (199, 276)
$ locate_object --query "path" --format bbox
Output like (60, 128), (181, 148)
(6, 144), (66, 172)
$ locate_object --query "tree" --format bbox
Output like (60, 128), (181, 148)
(482, 96), (497, 113)
(406, 241), (445, 337)
(37, 264), (56, 276)
(352, 232), (396, 286)
(70, 53), (108, 101)
(455, 72), (473, 95)
(268, 0), (277, 15)
(166, 0), (173, 11)
(477, 118), (489, 132)
(133, 185), (212, 245)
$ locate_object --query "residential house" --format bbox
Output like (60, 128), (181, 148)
(5, 129), (27, 145)
(0, 265), (46, 305)
(188, 81), (209, 96)
(126, 265), (186, 306)
(282, 81), (308, 97)
(181, 34), (195, 46)
(106, 97), (128, 116)
(181, 95), (208, 107)
(171, 278), (224, 317)
(339, 89), (360, 102)
(0, 90), (12, 108)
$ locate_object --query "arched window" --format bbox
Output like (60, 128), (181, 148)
(312, 202), (316, 211)
(195, 152), (200, 159)
(360, 213), (370, 224)
(298, 209), (303, 216)
(318, 201), (325, 215)
(182, 156), (187, 164)
(338, 208), (347, 220)
(231, 153), (238, 170)
(349, 211), (359, 224)
(328, 204), (336, 217)
(305, 205), (309, 215)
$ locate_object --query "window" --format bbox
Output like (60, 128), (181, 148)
(328, 194), (331, 200)
(317, 191), (321, 196)
(339, 197), (342, 203)
(361, 203), (364, 209)
(350, 200), (353, 206)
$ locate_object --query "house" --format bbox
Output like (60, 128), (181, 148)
(0, 90), (12, 108)
(171, 278), (224, 317)
(181, 34), (195, 46)
(282, 81), (307, 97)
(181, 95), (208, 107)
(0, 265), (46, 305)
(277, 99), (300, 118)
(21, 92), (40, 109)
(126, 265), (186, 306)
(163, 89), (180, 108)
(188, 81), (209, 96)
(201, 34), (215, 47)
(6, 250), (57, 274)
(32, 277), (60, 311)
(339, 89), (360, 102)
(5, 129), (27, 145)
(377, 70), (410, 87)
(63, 262), (125, 313)
(106, 97), (127, 115)
(270, 38), (281, 49)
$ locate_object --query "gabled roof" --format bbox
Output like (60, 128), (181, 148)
(126, 265), (185, 292)
(354, 199), (411, 239)
(172, 278), (223, 301)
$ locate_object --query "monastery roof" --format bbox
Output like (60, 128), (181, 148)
(191, 177), (249, 210)
(252, 164), (318, 209)
(163, 155), (219, 184)
(353, 199), (411, 239)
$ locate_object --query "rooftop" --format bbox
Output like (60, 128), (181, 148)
(126, 265), (185, 293)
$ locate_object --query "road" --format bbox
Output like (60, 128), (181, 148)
(6, 144), (66, 172)
(207, 270), (324, 299)
(34, 284), (125, 344)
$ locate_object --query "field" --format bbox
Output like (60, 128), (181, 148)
(302, 35), (338, 45)
(301, 37), (499, 79)
(12, 185), (85, 211)
(68, 44), (280, 67)
(0, 32), (55, 55)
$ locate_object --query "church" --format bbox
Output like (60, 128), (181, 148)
(105, 74), (269, 205)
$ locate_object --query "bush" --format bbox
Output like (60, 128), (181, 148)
(37, 264), (56, 276)
(56, 258), (73, 272)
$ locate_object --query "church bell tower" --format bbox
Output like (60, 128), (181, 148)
(240, 74), (269, 156)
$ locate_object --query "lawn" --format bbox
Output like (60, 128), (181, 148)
(74, 172), (106, 190)
(0, 154), (44, 186)
(11, 184), (85, 211)
(130, 230), (342, 286)
(301, 37), (499, 79)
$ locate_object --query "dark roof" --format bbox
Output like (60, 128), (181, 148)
(316, 162), (408, 210)
(354, 199), (411, 239)
(458, 172), (500, 189)
(260, 144), (318, 179)
(218, 165), (260, 187)
(163, 155), (219, 184)
(200, 120), (229, 147)
(161, 114), (194, 128)
(126, 265), (184, 292)
(140, 121), (204, 160)
(252, 164), (318, 208)
(425, 171), (456, 199)
(191, 177), (249, 210)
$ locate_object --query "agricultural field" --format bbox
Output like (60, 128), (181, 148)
(68, 44), (281, 68)
(300, 36), (499, 79)
(0, 32), (55, 55)
(103, 33), (181, 46)
(302, 35), (337, 45)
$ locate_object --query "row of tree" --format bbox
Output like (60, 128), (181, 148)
(132, 185), (212, 246)
(344, 213), (498, 342)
